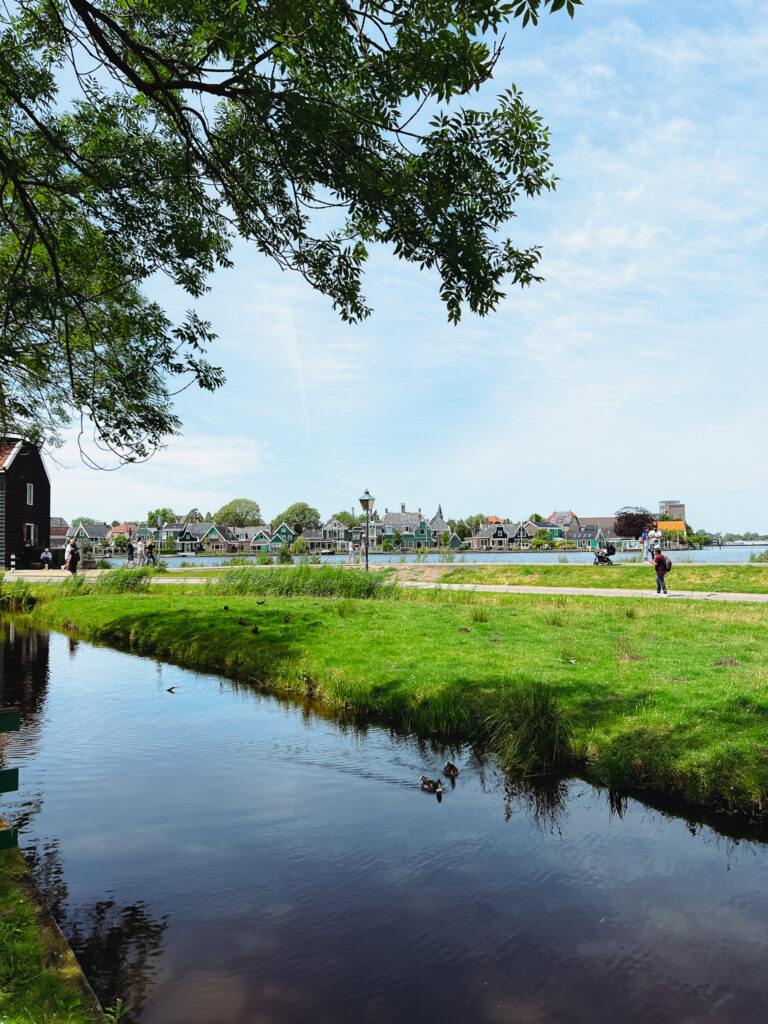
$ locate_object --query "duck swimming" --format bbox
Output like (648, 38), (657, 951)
(443, 761), (459, 778)
(420, 776), (443, 794)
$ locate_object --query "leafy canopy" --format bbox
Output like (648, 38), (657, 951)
(273, 502), (322, 533)
(147, 507), (176, 527)
(213, 498), (263, 527)
(614, 506), (656, 540)
(0, 0), (577, 461)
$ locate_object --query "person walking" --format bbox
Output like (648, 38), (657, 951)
(68, 542), (80, 575)
(125, 538), (135, 567)
(346, 539), (355, 564)
(136, 538), (146, 566)
(146, 536), (156, 566)
(652, 546), (668, 595)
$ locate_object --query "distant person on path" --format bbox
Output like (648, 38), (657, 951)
(68, 542), (80, 575)
(40, 548), (52, 570)
(126, 538), (135, 567)
(347, 540), (355, 564)
(146, 537), (156, 566)
(136, 538), (146, 566)
(652, 547), (668, 595)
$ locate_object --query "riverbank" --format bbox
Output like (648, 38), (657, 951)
(0, 826), (103, 1023)
(20, 584), (768, 824)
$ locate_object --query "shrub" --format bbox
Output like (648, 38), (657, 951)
(292, 536), (309, 555)
(276, 545), (293, 565)
(750, 549), (768, 563)
(257, 548), (273, 565)
(484, 683), (574, 773)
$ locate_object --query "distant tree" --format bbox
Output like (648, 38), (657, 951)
(213, 498), (263, 528)
(185, 508), (204, 523)
(291, 536), (309, 555)
(614, 506), (656, 540)
(147, 507), (175, 528)
(441, 530), (450, 546)
(393, 530), (404, 548)
(72, 516), (99, 530)
(467, 514), (486, 533)
(113, 535), (127, 550)
(528, 512), (545, 523)
(273, 502), (321, 533)
(111, 520), (120, 527)
(333, 511), (361, 530)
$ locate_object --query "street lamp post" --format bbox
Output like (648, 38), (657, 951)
(358, 490), (375, 572)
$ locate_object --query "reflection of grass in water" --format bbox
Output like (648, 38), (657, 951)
(26, 588), (768, 819)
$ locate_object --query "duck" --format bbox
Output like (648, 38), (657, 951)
(420, 776), (443, 794)
(251, 625), (259, 634)
(237, 616), (246, 626)
(443, 761), (459, 779)
(283, 615), (290, 623)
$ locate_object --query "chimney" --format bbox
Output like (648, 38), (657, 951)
(401, 503), (406, 514)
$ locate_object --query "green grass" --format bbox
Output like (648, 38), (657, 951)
(0, 846), (100, 1024)
(22, 587), (768, 822)
(440, 562), (768, 593)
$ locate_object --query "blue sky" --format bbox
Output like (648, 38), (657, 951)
(50, 0), (768, 532)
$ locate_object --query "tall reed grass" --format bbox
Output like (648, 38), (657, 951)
(205, 565), (396, 599)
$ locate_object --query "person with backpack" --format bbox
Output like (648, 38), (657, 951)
(125, 538), (135, 567)
(68, 542), (80, 575)
(146, 536), (156, 566)
(652, 546), (670, 595)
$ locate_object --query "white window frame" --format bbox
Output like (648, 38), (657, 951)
(26, 482), (34, 505)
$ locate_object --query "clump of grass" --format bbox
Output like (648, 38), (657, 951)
(61, 567), (155, 595)
(337, 598), (356, 618)
(471, 606), (490, 623)
(484, 683), (574, 773)
(541, 610), (565, 627)
(560, 637), (577, 663)
(623, 606), (637, 620)
(557, 553), (568, 563)
(0, 578), (37, 611)
(205, 565), (396, 600)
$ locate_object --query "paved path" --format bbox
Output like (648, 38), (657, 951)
(399, 581), (768, 603)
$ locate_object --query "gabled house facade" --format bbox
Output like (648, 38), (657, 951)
(269, 522), (297, 550)
(67, 522), (110, 547)
(322, 518), (350, 549)
(0, 438), (51, 568)
(50, 517), (69, 550)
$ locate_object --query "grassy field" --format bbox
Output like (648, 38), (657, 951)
(21, 582), (768, 822)
(0, 844), (101, 1024)
(439, 562), (768, 592)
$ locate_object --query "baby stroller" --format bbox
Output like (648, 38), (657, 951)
(593, 543), (616, 566)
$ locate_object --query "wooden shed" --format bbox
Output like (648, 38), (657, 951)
(0, 438), (51, 569)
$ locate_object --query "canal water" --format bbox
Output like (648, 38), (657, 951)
(1, 623), (767, 1023)
(102, 544), (768, 568)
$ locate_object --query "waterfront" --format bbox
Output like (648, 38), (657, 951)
(1, 623), (767, 1023)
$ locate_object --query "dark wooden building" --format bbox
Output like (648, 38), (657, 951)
(0, 438), (51, 569)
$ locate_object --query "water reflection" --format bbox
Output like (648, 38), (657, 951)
(2, 622), (768, 1024)
(24, 838), (167, 1022)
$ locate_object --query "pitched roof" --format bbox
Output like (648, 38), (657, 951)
(69, 522), (110, 539)
(547, 510), (579, 527)
(486, 516), (503, 524)
(0, 440), (22, 470)
(379, 511), (422, 531)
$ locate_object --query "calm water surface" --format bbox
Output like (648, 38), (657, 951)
(103, 544), (768, 568)
(1, 624), (767, 1023)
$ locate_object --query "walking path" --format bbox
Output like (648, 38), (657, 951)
(399, 581), (768, 603)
